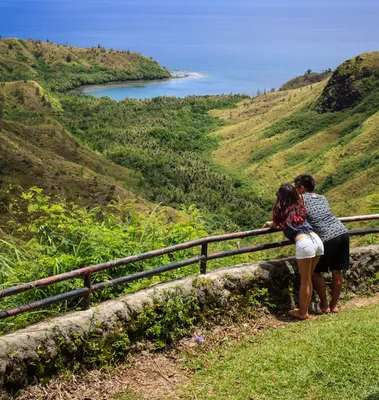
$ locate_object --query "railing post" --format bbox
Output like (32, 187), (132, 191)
(83, 273), (92, 310)
(200, 243), (208, 274)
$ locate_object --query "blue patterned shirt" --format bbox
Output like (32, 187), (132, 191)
(303, 193), (347, 243)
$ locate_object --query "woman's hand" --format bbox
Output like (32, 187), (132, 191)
(263, 221), (277, 228)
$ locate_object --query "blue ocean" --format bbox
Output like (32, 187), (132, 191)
(2, 0), (378, 100)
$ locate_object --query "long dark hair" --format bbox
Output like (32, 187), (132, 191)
(272, 183), (306, 228)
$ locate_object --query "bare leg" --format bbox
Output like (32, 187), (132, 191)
(330, 270), (343, 312)
(312, 272), (330, 313)
(309, 256), (320, 307)
(295, 258), (313, 319)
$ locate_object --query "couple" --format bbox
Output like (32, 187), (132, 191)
(264, 174), (349, 320)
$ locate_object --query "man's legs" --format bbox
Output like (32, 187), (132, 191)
(312, 272), (330, 313)
(330, 270), (343, 312)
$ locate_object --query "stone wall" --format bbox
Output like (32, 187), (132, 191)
(0, 245), (378, 398)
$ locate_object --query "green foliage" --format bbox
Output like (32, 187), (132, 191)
(57, 93), (269, 230)
(18, 39), (28, 49)
(0, 188), (210, 333)
(316, 52), (379, 112)
(0, 187), (272, 333)
(0, 38), (170, 90)
(252, 87), (379, 169)
(279, 70), (332, 91)
(248, 286), (274, 308)
(263, 107), (344, 141)
(319, 153), (379, 192)
(71, 323), (131, 366)
(36, 60), (170, 92)
(135, 289), (201, 349)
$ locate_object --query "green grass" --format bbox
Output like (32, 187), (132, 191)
(179, 304), (379, 400)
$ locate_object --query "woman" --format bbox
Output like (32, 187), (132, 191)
(264, 183), (324, 320)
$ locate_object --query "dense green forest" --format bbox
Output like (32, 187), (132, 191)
(57, 93), (270, 230)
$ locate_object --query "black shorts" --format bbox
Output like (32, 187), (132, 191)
(314, 233), (350, 273)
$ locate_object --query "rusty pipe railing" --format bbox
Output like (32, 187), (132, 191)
(0, 214), (378, 320)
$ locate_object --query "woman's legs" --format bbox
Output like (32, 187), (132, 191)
(295, 257), (314, 319)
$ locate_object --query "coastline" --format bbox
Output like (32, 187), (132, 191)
(77, 70), (209, 98)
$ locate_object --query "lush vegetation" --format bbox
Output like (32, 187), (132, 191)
(178, 304), (379, 400)
(0, 38), (170, 91)
(212, 54), (379, 218)
(279, 69), (332, 91)
(1, 42), (379, 337)
(316, 52), (379, 112)
(57, 93), (271, 231)
(0, 188), (278, 334)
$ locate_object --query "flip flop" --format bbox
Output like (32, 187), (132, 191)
(310, 301), (330, 314)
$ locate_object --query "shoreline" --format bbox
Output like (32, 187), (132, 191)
(77, 70), (208, 96)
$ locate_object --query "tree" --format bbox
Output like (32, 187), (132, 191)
(66, 54), (72, 63)
(305, 69), (312, 75)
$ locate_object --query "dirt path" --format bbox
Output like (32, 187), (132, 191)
(15, 294), (379, 400)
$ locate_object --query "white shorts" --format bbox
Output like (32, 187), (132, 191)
(295, 233), (324, 259)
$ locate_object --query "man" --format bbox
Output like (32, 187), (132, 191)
(294, 174), (350, 313)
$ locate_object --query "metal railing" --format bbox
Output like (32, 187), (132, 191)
(0, 214), (378, 320)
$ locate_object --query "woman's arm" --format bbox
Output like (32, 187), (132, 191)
(263, 221), (278, 229)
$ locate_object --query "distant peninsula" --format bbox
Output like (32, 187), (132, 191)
(0, 37), (171, 91)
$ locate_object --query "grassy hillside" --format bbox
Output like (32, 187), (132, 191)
(0, 80), (158, 226)
(0, 38), (170, 91)
(279, 70), (332, 91)
(0, 78), (268, 231)
(211, 51), (379, 217)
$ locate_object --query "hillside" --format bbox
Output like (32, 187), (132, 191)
(2, 48), (379, 230)
(211, 51), (379, 217)
(279, 69), (332, 91)
(0, 38), (170, 91)
(0, 78), (267, 231)
(316, 52), (379, 112)
(0, 80), (159, 225)
(1, 45), (379, 336)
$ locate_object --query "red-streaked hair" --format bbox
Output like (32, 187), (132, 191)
(272, 183), (306, 229)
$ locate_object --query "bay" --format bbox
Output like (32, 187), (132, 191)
(3, 1), (378, 100)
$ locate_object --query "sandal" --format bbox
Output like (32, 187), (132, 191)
(310, 301), (330, 314)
